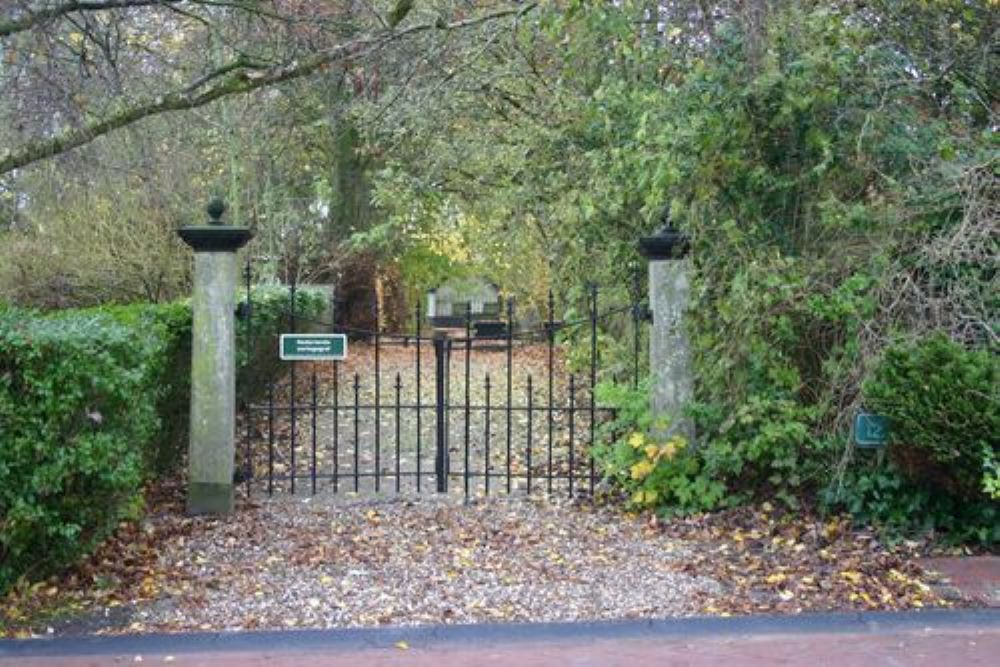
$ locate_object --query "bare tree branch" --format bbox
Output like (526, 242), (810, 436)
(0, 4), (537, 176)
(1, 0), (173, 37)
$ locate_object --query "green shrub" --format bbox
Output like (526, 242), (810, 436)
(982, 446), (1000, 501)
(0, 286), (325, 594)
(594, 381), (727, 516)
(862, 335), (998, 500)
(0, 310), (161, 590)
(235, 285), (328, 402)
(821, 462), (998, 546)
(61, 302), (193, 474)
(694, 395), (820, 509)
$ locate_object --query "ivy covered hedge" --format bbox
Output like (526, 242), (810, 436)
(0, 286), (324, 593)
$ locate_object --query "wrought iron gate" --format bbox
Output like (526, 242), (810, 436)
(238, 275), (647, 499)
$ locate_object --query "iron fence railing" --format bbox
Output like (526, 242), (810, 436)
(238, 262), (649, 499)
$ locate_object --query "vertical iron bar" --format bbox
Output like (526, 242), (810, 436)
(395, 373), (402, 493)
(415, 302), (422, 492)
(237, 258), (253, 498)
(434, 332), (448, 493)
(332, 291), (339, 494)
(526, 374), (533, 494)
(547, 289), (554, 494)
(589, 283), (598, 494)
(464, 303), (472, 499)
(243, 257), (253, 497)
(310, 371), (317, 495)
(267, 382), (275, 497)
(289, 281), (297, 495)
(568, 374), (576, 497)
(353, 373), (360, 493)
(374, 296), (381, 493)
(505, 299), (514, 494)
(632, 268), (642, 390)
(484, 374), (491, 497)
(333, 361), (339, 493)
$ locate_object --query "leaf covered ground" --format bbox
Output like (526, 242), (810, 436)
(0, 480), (969, 639)
(654, 503), (960, 615)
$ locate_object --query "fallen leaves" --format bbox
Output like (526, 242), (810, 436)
(0, 479), (197, 638)
(2, 492), (711, 637)
(658, 505), (959, 616)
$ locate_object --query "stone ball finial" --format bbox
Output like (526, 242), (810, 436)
(206, 197), (227, 225)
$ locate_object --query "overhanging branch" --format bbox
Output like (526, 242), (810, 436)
(0, 4), (536, 176)
(0, 0), (173, 37)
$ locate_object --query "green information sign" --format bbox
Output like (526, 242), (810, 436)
(854, 412), (889, 448)
(279, 334), (347, 361)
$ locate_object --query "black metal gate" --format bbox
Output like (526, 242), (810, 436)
(238, 276), (646, 499)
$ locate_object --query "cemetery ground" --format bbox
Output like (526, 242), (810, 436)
(0, 345), (989, 639)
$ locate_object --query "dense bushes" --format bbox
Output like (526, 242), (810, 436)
(0, 308), (167, 591)
(0, 286), (325, 593)
(587, 3), (997, 545)
(863, 336), (998, 500)
(820, 336), (999, 544)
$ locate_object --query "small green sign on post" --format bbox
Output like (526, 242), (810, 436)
(280, 334), (348, 361)
(854, 412), (889, 448)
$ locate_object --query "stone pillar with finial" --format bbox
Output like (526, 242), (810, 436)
(638, 218), (695, 444)
(178, 198), (252, 514)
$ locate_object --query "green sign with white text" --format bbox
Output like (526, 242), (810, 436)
(279, 334), (347, 361)
(854, 412), (889, 448)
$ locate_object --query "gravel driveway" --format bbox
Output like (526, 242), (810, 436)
(120, 494), (717, 633)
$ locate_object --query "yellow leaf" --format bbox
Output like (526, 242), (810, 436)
(645, 444), (660, 460)
(631, 489), (658, 505)
(395, 641), (410, 650)
(628, 432), (645, 449)
(840, 570), (863, 585)
(630, 460), (654, 480)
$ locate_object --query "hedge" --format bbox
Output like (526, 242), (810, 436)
(0, 286), (324, 593)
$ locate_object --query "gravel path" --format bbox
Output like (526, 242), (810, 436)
(122, 494), (718, 633)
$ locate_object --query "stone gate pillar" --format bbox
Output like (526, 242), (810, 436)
(638, 222), (695, 443)
(178, 199), (252, 514)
